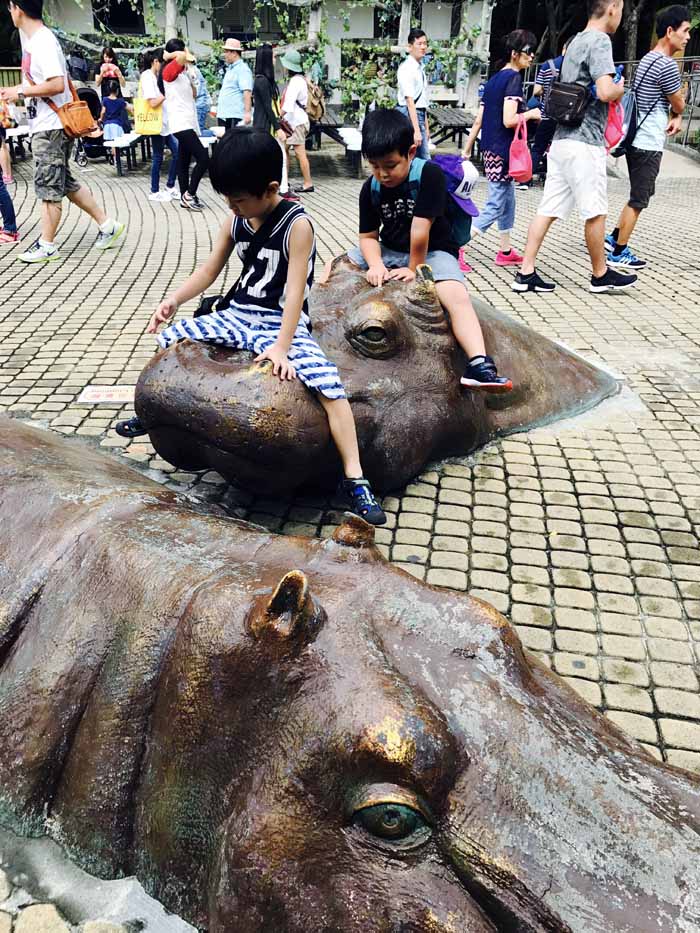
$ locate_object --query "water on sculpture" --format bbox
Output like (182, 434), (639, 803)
(1, 417), (699, 932)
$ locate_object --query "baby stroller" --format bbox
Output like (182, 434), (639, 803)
(74, 87), (109, 168)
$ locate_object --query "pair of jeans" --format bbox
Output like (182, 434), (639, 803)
(0, 174), (16, 233)
(197, 103), (214, 137)
(174, 129), (209, 197)
(473, 179), (516, 235)
(396, 105), (430, 160)
(150, 134), (179, 193)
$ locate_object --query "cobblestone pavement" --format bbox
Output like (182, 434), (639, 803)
(2, 143), (700, 773)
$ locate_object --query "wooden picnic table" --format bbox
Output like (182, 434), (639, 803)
(310, 104), (363, 177)
(428, 105), (474, 149)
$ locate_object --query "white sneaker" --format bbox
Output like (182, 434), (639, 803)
(166, 186), (180, 200)
(95, 220), (126, 250)
(18, 239), (60, 264)
(148, 191), (170, 202)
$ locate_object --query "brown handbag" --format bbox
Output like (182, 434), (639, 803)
(26, 74), (98, 139)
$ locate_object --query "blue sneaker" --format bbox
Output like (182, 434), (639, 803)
(606, 245), (647, 271)
(460, 355), (513, 393)
(604, 233), (616, 254)
(341, 478), (387, 526)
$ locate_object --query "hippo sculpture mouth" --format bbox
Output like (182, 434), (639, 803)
(1, 417), (699, 932)
(134, 258), (619, 495)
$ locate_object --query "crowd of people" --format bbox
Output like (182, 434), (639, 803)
(0, 0), (692, 520)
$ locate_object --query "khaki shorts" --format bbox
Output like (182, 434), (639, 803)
(537, 139), (608, 221)
(32, 129), (81, 202)
(286, 122), (309, 148)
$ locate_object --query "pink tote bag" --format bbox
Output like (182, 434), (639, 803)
(508, 114), (532, 183)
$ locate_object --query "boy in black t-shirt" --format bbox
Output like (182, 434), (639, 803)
(346, 109), (512, 392)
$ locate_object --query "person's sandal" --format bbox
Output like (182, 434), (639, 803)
(115, 416), (149, 438)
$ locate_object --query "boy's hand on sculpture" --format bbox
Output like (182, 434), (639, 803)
(366, 264), (389, 287)
(388, 267), (415, 283)
(147, 297), (178, 334)
(255, 342), (297, 380)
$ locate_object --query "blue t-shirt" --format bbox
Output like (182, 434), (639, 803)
(103, 96), (126, 125)
(480, 68), (523, 181)
(217, 59), (253, 120)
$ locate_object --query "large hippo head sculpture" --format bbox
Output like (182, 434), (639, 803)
(135, 259), (618, 494)
(1, 417), (698, 932)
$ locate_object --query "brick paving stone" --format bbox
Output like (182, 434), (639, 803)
(606, 711), (658, 744)
(660, 719), (700, 750)
(651, 662), (699, 690)
(603, 683), (654, 714)
(5, 156), (700, 761)
(665, 749), (700, 774)
(654, 688), (700, 719)
(427, 568), (467, 590)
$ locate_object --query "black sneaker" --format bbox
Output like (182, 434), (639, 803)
(460, 355), (513, 393)
(181, 193), (204, 212)
(511, 270), (556, 293)
(341, 478), (387, 525)
(589, 268), (637, 293)
(115, 416), (149, 438)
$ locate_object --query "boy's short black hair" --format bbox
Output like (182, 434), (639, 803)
(656, 4), (690, 36)
(407, 28), (427, 44)
(361, 108), (414, 160)
(209, 127), (282, 197)
(10, 0), (43, 18)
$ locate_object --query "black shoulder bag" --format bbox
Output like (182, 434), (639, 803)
(545, 37), (591, 127)
(194, 200), (298, 318)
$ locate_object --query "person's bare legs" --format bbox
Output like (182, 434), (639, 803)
(521, 215), (557, 275)
(584, 214), (607, 278)
(499, 231), (512, 252)
(66, 185), (107, 227)
(616, 204), (641, 246)
(41, 200), (62, 243)
(292, 143), (313, 189)
(318, 396), (362, 478)
(435, 280), (486, 359)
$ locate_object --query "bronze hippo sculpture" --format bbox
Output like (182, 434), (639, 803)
(2, 417), (699, 933)
(134, 260), (618, 494)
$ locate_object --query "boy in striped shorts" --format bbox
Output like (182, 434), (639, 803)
(116, 128), (386, 525)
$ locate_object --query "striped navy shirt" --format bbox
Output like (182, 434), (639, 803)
(632, 51), (682, 151)
(229, 201), (316, 321)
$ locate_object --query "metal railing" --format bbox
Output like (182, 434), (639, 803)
(524, 55), (700, 150)
(0, 68), (21, 88)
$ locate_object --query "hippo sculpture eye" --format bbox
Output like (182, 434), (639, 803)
(347, 318), (403, 359)
(353, 803), (432, 847)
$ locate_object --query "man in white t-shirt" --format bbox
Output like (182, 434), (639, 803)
(396, 28), (431, 160)
(0, 0), (125, 263)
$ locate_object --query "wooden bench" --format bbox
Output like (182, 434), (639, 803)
(311, 105), (363, 177)
(428, 105), (474, 149)
(4, 126), (30, 162)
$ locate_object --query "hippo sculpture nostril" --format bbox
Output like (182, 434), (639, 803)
(1, 417), (699, 933)
(134, 258), (619, 496)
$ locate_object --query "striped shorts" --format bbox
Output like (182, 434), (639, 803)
(156, 304), (347, 400)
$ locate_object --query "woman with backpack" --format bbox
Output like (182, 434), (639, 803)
(277, 49), (314, 193)
(461, 30), (541, 269)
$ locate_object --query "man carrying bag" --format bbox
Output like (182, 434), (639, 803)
(0, 0), (125, 264)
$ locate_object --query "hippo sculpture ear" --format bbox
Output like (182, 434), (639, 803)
(406, 265), (450, 335)
(332, 513), (376, 549)
(246, 570), (326, 643)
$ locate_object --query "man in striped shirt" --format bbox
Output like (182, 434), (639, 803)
(606, 5), (690, 270)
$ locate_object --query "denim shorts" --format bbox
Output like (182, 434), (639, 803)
(346, 245), (464, 284)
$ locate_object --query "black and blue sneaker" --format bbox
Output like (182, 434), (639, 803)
(115, 416), (149, 438)
(460, 355), (513, 393)
(604, 233), (617, 254)
(341, 478), (387, 525)
(606, 245), (647, 271)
